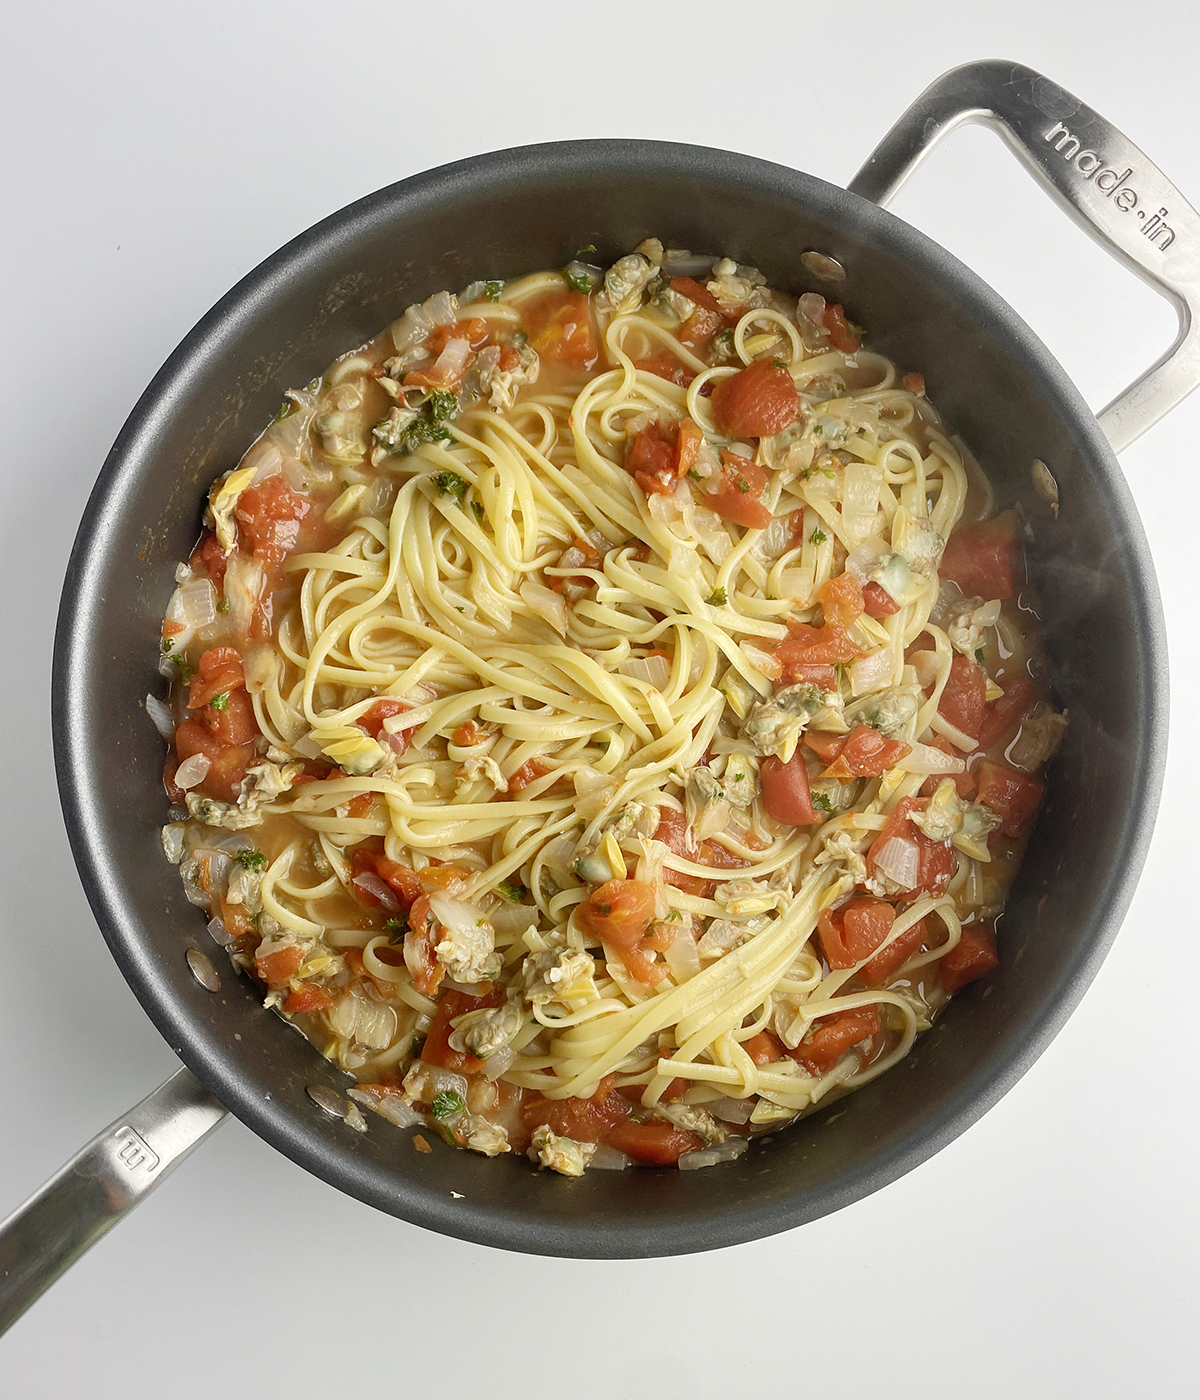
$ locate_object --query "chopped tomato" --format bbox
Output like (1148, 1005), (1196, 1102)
(779, 659), (838, 690)
(977, 676), (1036, 750)
(523, 1074), (631, 1141)
(902, 371), (926, 396)
(189, 529), (229, 589)
(940, 920), (999, 993)
(677, 305), (724, 348)
(760, 748), (820, 826)
(938, 654), (987, 741)
(669, 277), (726, 317)
(174, 719), (254, 803)
(698, 839), (750, 874)
(346, 793), (375, 819)
(867, 797), (956, 898)
(357, 698), (414, 755)
(704, 450), (772, 529)
(817, 725), (911, 780)
(283, 984), (334, 1015)
(819, 571), (864, 630)
(653, 806), (706, 898)
(577, 879), (665, 986)
(603, 1120), (705, 1165)
(236, 475), (309, 572)
(350, 845), (423, 907)
(199, 687), (257, 747)
(862, 580), (899, 618)
(524, 289), (596, 367)
(255, 943), (304, 988)
(817, 898), (896, 970)
(422, 986), (505, 1073)
(919, 736), (977, 800)
(940, 513), (1019, 600)
(625, 419), (679, 496)
(403, 894), (444, 997)
(547, 534), (604, 596)
(509, 758), (549, 791)
(975, 761), (1044, 837)
(426, 317), (489, 354)
(743, 1030), (787, 1065)
(634, 355), (695, 388)
(452, 720), (487, 747)
(860, 916), (928, 988)
(187, 647), (245, 708)
(710, 359), (800, 438)
(803, 730), (846, 764)
(791, 1005), (881, 1075)
(676, 417), (703, 477)
(822, 303), (861, 354)
(774, 622), (860, 677)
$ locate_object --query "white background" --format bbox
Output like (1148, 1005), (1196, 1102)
(2, 3), (1196, 1395)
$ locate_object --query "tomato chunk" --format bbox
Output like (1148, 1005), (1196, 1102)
(862, 579), (899, 619)
(634, 355), (695, 387)
(200, 687), (257, 747)
(791, 1005), (881, 1075)
(524, 288), (596, 367)
(403, 895), (443, 997)
(760, 749), (820, 826)
(256, 944), (304, 988)
(939, 654), (987, 741)
(603, 1120), (705, 1165)
(236, 475), (309, 572)
(283, 985), (333, 1015)
(860, 916), (928, 988)
(427, 317), (489, 353)
(509, 758), (550, 791)
(523, 1074), (631, 1141)
(822, 302), (861, 353)
(577, 879), (664, 985)
(704, 450), (773, 529)
(819, 571), (864, 630)
(625, 417), (700, 497)
(711, 359), (800, 438)
(975, 761), (1044, 837)
(187, 647), (245, 708)
(817, 725), (912, 780)
(867, 797), (956, 899)
(774, 623), (860, 677)
(977, 676), (1037, 750)
(940, 921), (999, 993)
(940, 514), (1019, 600)
(669, 276), (726, 317)
(817, 898), (896, 970)
(189, 529), (229, 589)
(174, 719), (254, 802)
(422, 986), (505, 1073)
(743, 1030), (787, 1065)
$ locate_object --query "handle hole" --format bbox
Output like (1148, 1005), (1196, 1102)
(885, 124), (1178, 412)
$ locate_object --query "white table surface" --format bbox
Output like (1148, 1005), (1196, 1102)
(2, 3), (1196, 1395)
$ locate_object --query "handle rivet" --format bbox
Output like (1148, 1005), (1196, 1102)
(185, 947), (221, 992)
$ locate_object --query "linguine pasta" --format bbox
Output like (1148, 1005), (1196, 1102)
(156, 241), (1065, 1173)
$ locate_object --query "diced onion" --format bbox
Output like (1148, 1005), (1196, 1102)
(425, 1065), (470, 1100)
(840, 463), (883, 547)
(160, 823), (185, 864)
(491, 904), (540, 935)
(175, 578), (217, 629)
(898, 741), (966, 775)
(588, 1144), (632, 1170)
(352, 872), (401, 913)
(520, 580), (568, 635)
(679, 1137), (749, 1170)
(327, 989), (397, 1049)
(706, 1095), (754, 1124)
(759, 512), (797, 559)
(873, 835), (920, 889)
(740, 642), (782, 682)
(207, 916), (235, 947)
(619, 655), (671, 689)
(174, 754), (211, 790)
(241, 439), (283, 484)
(146, 693), (176, 742)
(844, 536), (889, 585)
(849, 648), (893, 695)
(482, 1045), (516, 1082)
(663, 930), (701, 983)
(348, 1089), (421, 1127)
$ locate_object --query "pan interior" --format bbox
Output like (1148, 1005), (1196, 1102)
(53, 140), (1166, 1257)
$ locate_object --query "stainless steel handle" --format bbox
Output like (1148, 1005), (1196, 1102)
(848, 59), (1200, 452)
(0, 1067), (226, 1336)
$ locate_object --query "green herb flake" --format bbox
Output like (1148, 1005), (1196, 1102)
(688, 468), (703, 483)
(216, 597), (230, 614)
(484, 280), (503, 302)
(772, 358), (788, 369)
(384, 912), (410, 939)
(175, 659), (196, 683)
(736, 478), (750, 494)
(811, 791), (834, 814)
(975, 647), (986, 666)
(427, 389), (458, 422)
(209, 691), (230, 711)
(431, 1089), (466, 1122)
(847, 319), (866, 336)
(498, 879), (527, 903)
(809, 528), (827, 546)
(705, 586), (728, 608)
(575, 243), (597, 257)
(236, 849), (267, 872)
(433, 470), (469, 502)
(160, 637), (174, 655)
(339, 480), (350, 492)
(471, 501), (485, 523)
(277, 399), (292, 420)
(564, 266), (593, 294)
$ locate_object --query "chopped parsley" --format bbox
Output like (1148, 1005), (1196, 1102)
(471, 501), (485, 523)
(374, 413), (452, 456)
(384, 912), (409, 939)
(736, 477), (750, 494)
(216, 597), (229, 614)
(339, 479), (349, 492)
(433, 471), (469, 502)
(431, 1089), (466, 1121)
(975, 647), (986, 666)
(705, 586), (728, 607)
(498, 879), (527, 902)
(575, 243), (597, 257)
(209, 691), (230, 711)
(277, 399), (292, 420)
(800, 462), (835, 480)
(847, 319), (866, 335)
(688, 468), (703, 483)
(772, 357), (788, 369)
(236, 849), (267, 872)
(810, 791), (834, 814)
(160, 637), (174, 655)
(809, 527), (827, 546)
(564, 265), (594, 294)
(484, 280), (503, 302)
(174, 658), (196, 683)
(427, 389), (458, 422)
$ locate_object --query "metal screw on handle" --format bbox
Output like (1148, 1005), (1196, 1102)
(849, 59), (1200, 453)
(0, 1068), (226, 1336)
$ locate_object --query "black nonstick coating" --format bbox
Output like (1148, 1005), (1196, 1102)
(52, 139), (1167, 1257)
